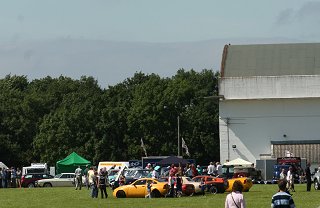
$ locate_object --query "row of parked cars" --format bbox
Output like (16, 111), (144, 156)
(112, 175), (253, 198)
(111, 168), (253, 198)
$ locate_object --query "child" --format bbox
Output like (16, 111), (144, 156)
(145, 180), (152, 198)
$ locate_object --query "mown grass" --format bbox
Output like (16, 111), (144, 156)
(0, 184), (319, 208)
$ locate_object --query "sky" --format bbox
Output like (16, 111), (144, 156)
(1, 0), (320, 87)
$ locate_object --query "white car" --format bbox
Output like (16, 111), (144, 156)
(36, 173), (75, 187)
(180, 176), (202, 194)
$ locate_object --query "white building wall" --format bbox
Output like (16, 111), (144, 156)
(219, 98), (320, 164)
(219, 75), (320, 100)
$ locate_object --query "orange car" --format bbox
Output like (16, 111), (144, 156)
(192, 175), (226, 193)
(225, 177), (253, 192)
(113, 178), (169, 198)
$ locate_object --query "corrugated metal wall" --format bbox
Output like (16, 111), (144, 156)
(273, 144), (320, 163)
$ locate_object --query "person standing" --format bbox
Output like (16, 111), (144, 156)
(305, 162), (311, 192)
(286, 167), (295, 192)
(279, 169), (286, 180)
(225, 180), (246, 208)
(89, 169), (98, 198)
(83, 165), (89, 190)
(207, 162), (215, 176)
(1, 168), (7, 188)
(196, 165), (203, 175)
(145, 180), (152, 198)
(74, 166), (83, 190)
(151, 167), (159, 179)
(98, 168), (108, 198)
(271, 179), (295, 208)
(200, 177), (206, 196)
(11, 167), (16, 188)
(6, 168), (11, 188)
(16, 168), (22, 188)
(176, 174), (182, 197)
(216, 162), (223, 176)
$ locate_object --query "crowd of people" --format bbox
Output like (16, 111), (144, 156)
(73, 165), (112, 199)
(0, 167), (22, 188)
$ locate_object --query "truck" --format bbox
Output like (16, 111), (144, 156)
(22, 163), (48, 175)
(273, 157), (306, 183)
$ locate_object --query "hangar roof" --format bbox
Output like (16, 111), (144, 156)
(221, 43), (320, 77)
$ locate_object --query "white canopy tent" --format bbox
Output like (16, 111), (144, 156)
(0, 162), (8, 169)
(223, 158), (253, 167)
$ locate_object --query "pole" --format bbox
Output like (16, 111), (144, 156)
(177, 115), (181, 156)
(226, 118), (230, 161)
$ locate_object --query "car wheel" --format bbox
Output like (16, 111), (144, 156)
(314, 179), (320, 190)
(116, 190), (126, 198)
(28, 183), (35, 188)
(44, 183), (52, 187)
(151, 189), (161, 198)
(210, 186), (218, 194)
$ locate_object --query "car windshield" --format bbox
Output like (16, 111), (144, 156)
(185, 177), (194, 182)
(124, 169), (151, 178)
(193, 177), (201, 182)
(54, 174), (62, 178)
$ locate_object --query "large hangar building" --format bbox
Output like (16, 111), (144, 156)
(219, 43), (320, 165)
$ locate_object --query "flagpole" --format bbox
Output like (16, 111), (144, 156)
(177, 115), (181, 156)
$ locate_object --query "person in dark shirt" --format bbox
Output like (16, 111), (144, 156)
(176, 175), (182, 197)
(305, 162), (311, 192)
(271, 179), (295, 208)
(98, 168), (108, 198)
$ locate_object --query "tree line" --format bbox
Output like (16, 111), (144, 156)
(0, 69), (220, 167)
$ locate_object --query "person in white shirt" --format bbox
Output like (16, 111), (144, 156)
(286, 167), (295, 192)
(225, 180), (246, 208)
(74, 166), (83, 190)
(207, 162), (216, 176)
(151, 167), (159, 179)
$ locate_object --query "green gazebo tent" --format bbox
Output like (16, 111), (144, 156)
(56, 152), (91, 174)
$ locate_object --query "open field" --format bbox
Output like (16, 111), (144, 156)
(0, 184), (319, 208)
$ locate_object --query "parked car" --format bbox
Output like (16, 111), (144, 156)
(36, 173), (75, 187)
(21, 174), (53, 188)
(312, 171), (320, 190)
(113, 178), (169, 198)
(162, 176), (195, 196)
(225, 177), (253, 192)
(192, 175), (226, 193)
(164, 176), (202, 195)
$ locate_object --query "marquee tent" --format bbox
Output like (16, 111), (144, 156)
(56, 152), (91, 174)
(157, 156), (189, 166)
(0, 162), (8, 169)
(223, 158), (253, 167)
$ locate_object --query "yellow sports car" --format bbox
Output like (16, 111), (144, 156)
(113, 178), (169, 198)
(225, 177), (253, 192)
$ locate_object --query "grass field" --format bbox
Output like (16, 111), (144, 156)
(0, 184), (319, 208)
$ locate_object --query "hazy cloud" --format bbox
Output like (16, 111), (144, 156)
(276, 1), (320, 25)
(275, 8), (294, 25)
